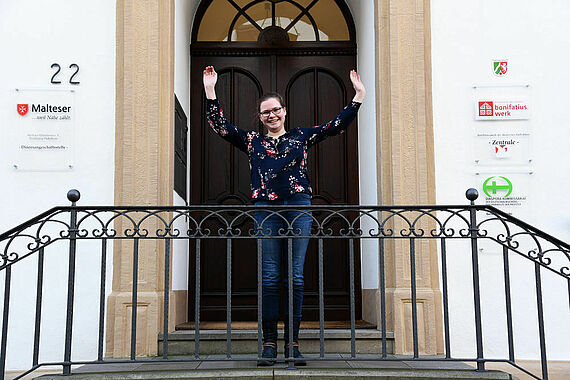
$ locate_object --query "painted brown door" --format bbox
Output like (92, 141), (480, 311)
(190, 54), (360, 321)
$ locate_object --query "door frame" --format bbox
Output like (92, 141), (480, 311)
(188, 0), (361, 323)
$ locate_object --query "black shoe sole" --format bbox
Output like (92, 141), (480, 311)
(257, 359), (275, 366)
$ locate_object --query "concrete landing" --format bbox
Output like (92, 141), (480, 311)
(32, 355), (519, 380)
(34, 368), (516, 380)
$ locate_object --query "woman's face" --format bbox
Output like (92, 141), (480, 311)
(259, 97), (286, 135)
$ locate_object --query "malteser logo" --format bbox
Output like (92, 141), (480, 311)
(16, 103), (72, 118)
(17, 104), (29, 116)
(478, 102), (493, 117)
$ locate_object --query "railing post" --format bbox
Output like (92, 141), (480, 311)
(534, 263), (549, 380)
(226, 238), (232, 358)
(466, 188), (485, 371)
(0, 267), (11, 380)
(379, 232), (387, 358)
(33, 247), (45, 366)
(63, 189), (80, 376)
(286, 237), (294, 368)
(440, 238), (451, 358)
(409, 236), (419, 359)
(349, 237), (356, 358)
(162, 235), (171, 359)
(97, 239), (107, 361)
(257, 238), (263, 359)
(318, 238), (325, 358)
(194, 239), (201, 358)
(502, 246), (515, 362)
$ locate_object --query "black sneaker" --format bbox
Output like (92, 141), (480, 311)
(257, 343), (277, 366)
(284, 343), (307, 366)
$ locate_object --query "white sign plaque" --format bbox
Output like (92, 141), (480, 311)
(11, 88), (75, 171)
(474, 172), (531, 253)
(474, 100), (530, 120)
(474, 132), (531, 166)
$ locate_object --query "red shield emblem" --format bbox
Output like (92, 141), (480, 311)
(17, 104), (29, 116)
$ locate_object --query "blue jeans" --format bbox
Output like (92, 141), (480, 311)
(254, 193), (312, 321)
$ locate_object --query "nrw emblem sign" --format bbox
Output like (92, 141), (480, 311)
(493, 60), (508, 76)
(17, 104), (29, 116)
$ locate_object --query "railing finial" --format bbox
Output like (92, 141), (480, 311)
(67, 189), (81, 204)
(465, 188), (478, 204)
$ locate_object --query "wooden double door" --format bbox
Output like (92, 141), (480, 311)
(189, 54), (361, 321)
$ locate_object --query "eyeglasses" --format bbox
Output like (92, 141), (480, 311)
(259, 106), (284, 118)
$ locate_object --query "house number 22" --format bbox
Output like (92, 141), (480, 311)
(50, 63), (80, 85)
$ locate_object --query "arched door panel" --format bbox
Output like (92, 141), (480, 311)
(283, 66), (355, 320)
(203, 68), (264, 205)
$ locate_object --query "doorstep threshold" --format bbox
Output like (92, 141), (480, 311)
(160, 328), (392, 341)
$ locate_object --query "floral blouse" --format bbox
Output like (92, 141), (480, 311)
(206, 99), (361, 201)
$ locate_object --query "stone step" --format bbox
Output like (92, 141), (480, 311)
(158, 329), (394, 356)
(35, 367), (516, 380)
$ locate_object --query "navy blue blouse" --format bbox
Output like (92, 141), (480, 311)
(206, 99), (361, 201)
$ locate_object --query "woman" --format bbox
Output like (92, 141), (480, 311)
(203, 66), (365, 365)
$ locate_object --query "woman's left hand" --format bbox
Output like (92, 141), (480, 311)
(350, 70), (366, 103)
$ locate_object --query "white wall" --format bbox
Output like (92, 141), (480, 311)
(0, 0), (116, 370)
(175, 0), (201, 118)
(346, 0), (379, 290)
(432, 0), (570, 360)
(172, 0), (201, 292)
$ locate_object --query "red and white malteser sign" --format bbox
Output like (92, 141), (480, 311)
(475, 100), (530, 120)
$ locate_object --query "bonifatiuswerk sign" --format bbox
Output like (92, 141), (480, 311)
(475, 100), (530, 120)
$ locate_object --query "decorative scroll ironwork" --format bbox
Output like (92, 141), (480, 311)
(1, 203), (569, 278)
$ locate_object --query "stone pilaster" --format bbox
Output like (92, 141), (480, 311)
(375, 0), (443, 355)
(106, 0), (175, 357)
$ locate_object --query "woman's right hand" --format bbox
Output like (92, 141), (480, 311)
(350, 70), (365, 103)
(203, 66), (217, 99)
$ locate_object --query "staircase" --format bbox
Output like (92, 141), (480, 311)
(159, 321), (392, 356)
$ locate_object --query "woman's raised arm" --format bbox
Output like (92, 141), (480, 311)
(203, 65), (249, 152)
(203, 66), (218, 100)
(302, 70), (365, 147)
(350, 69), (366, 103)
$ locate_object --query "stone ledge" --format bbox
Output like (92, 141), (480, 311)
(35, 367), (516, 380)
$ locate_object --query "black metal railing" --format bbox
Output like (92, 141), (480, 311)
(1, 189), (569, 379)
